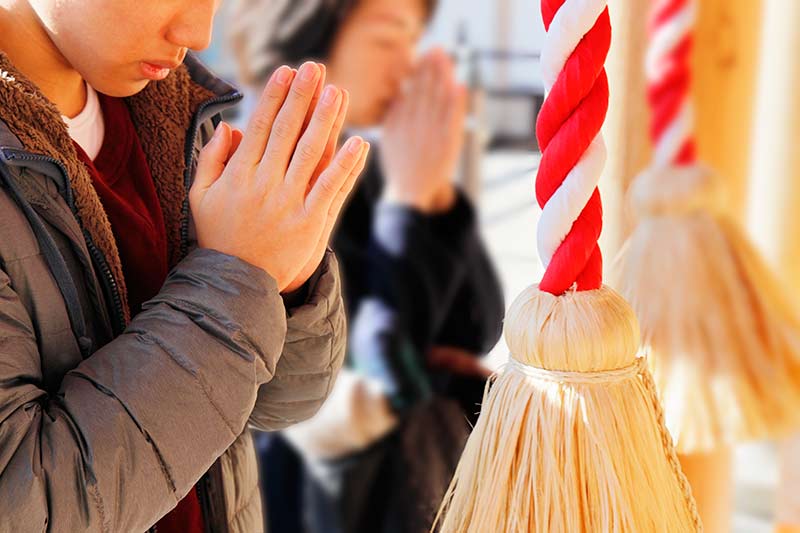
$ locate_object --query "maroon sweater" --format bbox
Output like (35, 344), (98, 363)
(74, 93), (204, 533)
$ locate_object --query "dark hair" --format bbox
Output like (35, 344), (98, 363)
(229, 0), (437, 86)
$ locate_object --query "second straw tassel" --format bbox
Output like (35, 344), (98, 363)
(613, 0), (800, 455)
(434, 0), (701, 531)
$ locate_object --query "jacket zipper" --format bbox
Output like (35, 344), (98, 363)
(179, 92), (243, 533)
(179, 93), (242, 257)
(3, 152), (127, 335)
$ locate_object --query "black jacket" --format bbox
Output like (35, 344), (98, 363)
(261, 146), (505, 533)
(334, 146), (505, 412)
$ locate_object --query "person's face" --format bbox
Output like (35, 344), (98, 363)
(326, 0), (426, 128)
(29, 0), (220, 97)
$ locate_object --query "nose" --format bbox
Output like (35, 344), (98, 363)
(165, 0), (217, 52)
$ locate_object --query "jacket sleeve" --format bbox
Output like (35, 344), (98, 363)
(0, 249), (286, 533)
(348, 194), (477, 412)
(249, 249), (347, 431)
(429, 192), (505, 354)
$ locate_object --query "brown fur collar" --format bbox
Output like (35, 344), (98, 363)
(0, 53), (216, 324)
(126, 66), (215, 268)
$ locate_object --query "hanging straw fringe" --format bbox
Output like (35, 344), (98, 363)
(612, 0), (800, 454)
(616, 165), (800, 453)
(435, 287), (701, 532)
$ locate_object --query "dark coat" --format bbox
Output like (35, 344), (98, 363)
(262, 148), (505, 533)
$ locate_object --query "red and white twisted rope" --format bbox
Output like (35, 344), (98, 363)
(536, 0), (611, 295)
(646, 0), (697, 166)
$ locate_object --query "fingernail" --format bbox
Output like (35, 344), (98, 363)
(299, 62), (318, 82)
(274, 66), (292, 85)
(321, 85), (337, 105)
(347, 137), (363, 154)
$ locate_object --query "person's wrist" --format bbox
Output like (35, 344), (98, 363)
(382, 182), (434, 212)
(282, 270), (308, 294)
(430, 182), (457, 214)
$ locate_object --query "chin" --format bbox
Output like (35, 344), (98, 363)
(92, 78), (151, 98)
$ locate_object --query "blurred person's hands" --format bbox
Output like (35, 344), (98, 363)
(191, 62), (370, 293)
(381, 48), (467, 213)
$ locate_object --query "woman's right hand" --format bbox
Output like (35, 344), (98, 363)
(380, 49), (467, 213)
(190, 62), (370, 292)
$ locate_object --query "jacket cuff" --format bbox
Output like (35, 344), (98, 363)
(248, 249), (347, 430)
(374, 188), (477, 259)
(281, 254), (326, 312)
(285, 248), (338, 323)
(372, 202), (430, 258)
(428, 188), (477, 243)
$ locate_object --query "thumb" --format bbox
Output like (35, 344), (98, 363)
(193, 122), (232, 194)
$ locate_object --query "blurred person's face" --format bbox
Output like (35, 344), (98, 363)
(326, 0), (426, 127)
(27, 0), (219, 97)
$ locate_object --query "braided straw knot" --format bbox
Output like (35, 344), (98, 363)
(629, 163), (726, 217)
(536, 0), (610, 295)
(507, 356), (645, 384)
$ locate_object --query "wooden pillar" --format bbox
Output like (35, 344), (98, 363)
(603, 2), (763, 531)
(746, 0), (800, 529)
(692, 0), (763, 217)
(684, 4), (763, 531)
(600, 0), (652, 260)
(747, 0), (800, 281)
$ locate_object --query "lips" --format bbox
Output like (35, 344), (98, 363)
(140, 59), (181, 81)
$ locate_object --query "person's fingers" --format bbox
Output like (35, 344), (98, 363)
(284, 85), (343, 193)
(391, 88), (413, 129)
(423, 51), (440, 91)
(226, 128), (244, 163)
(383, 83), (409, 129)
(305, 136), (365, 213)
(330, 142), (369, 216)
(231, 66), (295, 171)
(430, 58), (451, 125)
(414, 55), (437, 124)
(303, 63), (327, 132)
(316, 142), (370, 246)
(404, 56), (428, 122)
(257, 62), (322, 188)
(447, 84), (468, 134)
(192, 122), (232, 197)
(435, 52), (455, 103)
(308, 89), (350, 194)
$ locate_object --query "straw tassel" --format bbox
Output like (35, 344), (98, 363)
(613, 0), (800, 454)
(434, 0), (701, 530)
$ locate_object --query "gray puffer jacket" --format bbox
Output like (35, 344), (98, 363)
(0, 52), (346, 532)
